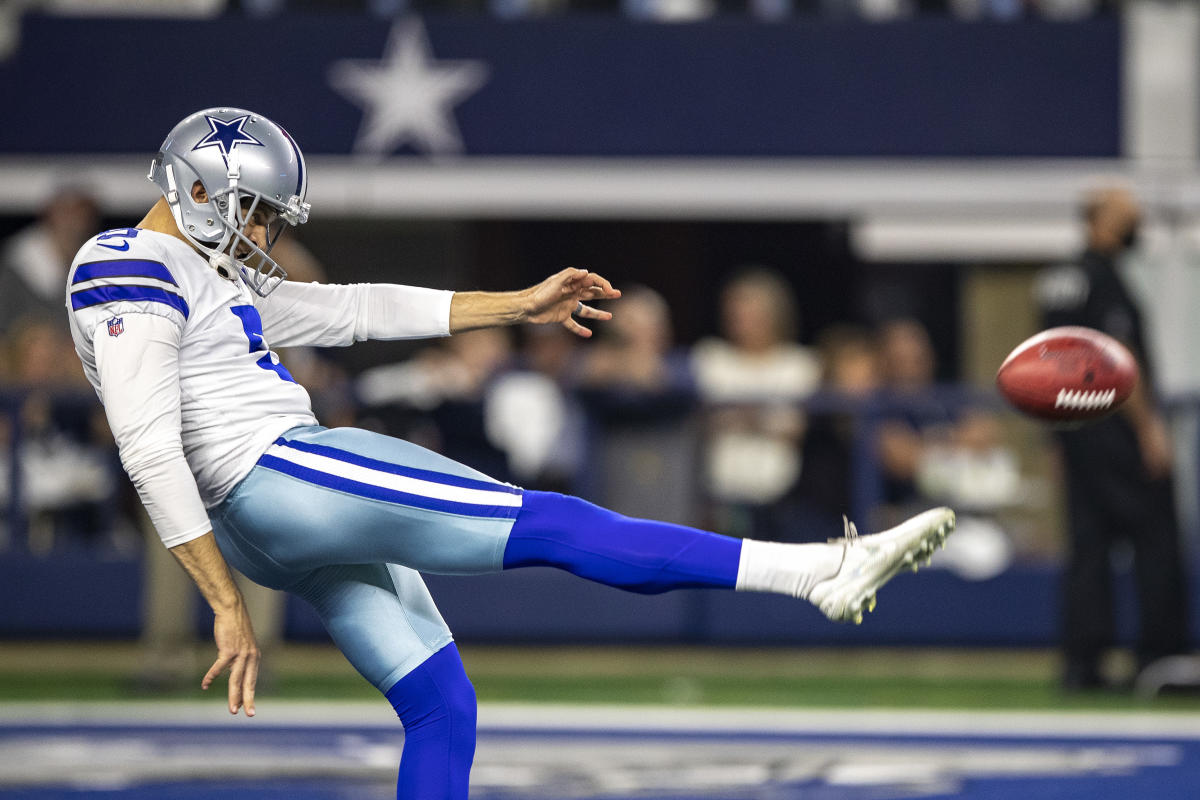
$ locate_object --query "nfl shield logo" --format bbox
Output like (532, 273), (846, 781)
(107, 317), (124, 337)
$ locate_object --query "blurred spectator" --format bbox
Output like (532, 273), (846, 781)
(486, 324), (585, 491)
(0, 319), (116, 554)
(27, 1), (224, 15)
(874, 317), (949, 508)
(691, 267), (821, 539)
(793, 324), (882, 541)
(874, 318), (1018, 515)
(37, 0), (1109, 18)
(488, 0), (572, 18)
(576, 285), (698, 522)
(850, 0), (915, 21)
(358, 321), (587, 493)
(1035, 186), (1190, 692)
(0, 188), (114, 553)
(52, 0), (1110, 18)
(947, 0), (1100, 20)
(577, 284), (693, 402)
(358, 327), (513, 412)
(358, 327), (516, 479)
(0, 187), (99, 338)
(623, 0), (714, 21)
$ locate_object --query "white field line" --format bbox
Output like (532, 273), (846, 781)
(0, 701), (1199, 739)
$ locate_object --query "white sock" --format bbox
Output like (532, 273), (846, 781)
(734, 539), (847, 599)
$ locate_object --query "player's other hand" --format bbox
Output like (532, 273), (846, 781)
(525, 268), (621, 338)
(202, 601), (261, 717)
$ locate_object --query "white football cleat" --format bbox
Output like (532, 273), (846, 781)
(807, 507), (955, 624)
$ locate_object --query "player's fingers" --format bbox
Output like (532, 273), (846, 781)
(562, 317), (593, 338)
(227, 655), (246, 715)
(574, 303), (612, 321)
(584, 273), (620, 298)
(557, 268), (589, 295)
(243, 652), (260, 718)
(201, 654), (232, 691)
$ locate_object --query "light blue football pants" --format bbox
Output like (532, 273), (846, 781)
(213, 423), (743, 694)
(211, 425), (521, 691)
(211, 424), (742, 798)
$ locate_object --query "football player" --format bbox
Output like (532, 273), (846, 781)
(67, 108), (955, 799)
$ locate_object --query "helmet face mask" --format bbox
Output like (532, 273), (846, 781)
(149, 108), (311, 297)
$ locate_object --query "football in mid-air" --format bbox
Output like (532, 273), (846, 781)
(996, 326), (1139, 422)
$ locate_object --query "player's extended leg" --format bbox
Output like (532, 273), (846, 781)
(215, 425), (954, 624)
(289, 563), (476, 800)
(506, 490), (954, 623)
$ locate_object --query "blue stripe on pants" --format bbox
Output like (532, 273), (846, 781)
(256, 452), (521, 519)
(211, 427), (520, 585)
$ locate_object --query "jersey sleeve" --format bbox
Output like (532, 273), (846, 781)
(93, 312), (211, 547)
(67, 234), (191, 335)
(256, 280), (453, 348)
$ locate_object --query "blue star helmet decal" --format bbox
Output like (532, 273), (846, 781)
(192, 114), (264, 163)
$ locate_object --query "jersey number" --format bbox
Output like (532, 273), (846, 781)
(96, 228), (140, 252)
(230, 305), (295, 383)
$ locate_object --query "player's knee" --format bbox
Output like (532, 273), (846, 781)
(433, 651), (477, 729)
(386, 644), (477, 735)
(443, 670), (477, 733)
(389, 646), (477, 800)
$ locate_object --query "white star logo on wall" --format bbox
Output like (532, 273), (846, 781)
(328, 19), (489, 157)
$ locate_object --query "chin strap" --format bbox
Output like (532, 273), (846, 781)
(209, 252), (237, 280)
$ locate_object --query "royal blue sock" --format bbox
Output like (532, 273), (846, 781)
(384, 642), (477, 800)
(502, 490), (741, 593)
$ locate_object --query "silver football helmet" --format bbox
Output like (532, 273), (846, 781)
(148, 108), (311, 296)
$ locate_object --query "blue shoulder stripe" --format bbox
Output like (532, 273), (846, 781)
(73, 259), (178, 286)
(70, 285), (190, 319)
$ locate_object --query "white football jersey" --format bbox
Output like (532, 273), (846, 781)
(67, 227), (319, 511)
(67, 227), (454, 545)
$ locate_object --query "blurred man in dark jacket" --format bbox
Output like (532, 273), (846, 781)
(1035, 186), (1189, 691)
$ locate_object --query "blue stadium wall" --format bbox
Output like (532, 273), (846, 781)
(6, 552), (1200, 647)
(1, 14), (1120, 158)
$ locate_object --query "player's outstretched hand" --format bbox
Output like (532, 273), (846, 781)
(525, 268), (621, 338)
(203, 603), (261, 717)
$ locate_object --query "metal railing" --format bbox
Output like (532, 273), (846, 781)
(0, 383), (1009, 553)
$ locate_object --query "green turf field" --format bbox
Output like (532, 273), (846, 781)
(3, 642), (1198, 711)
